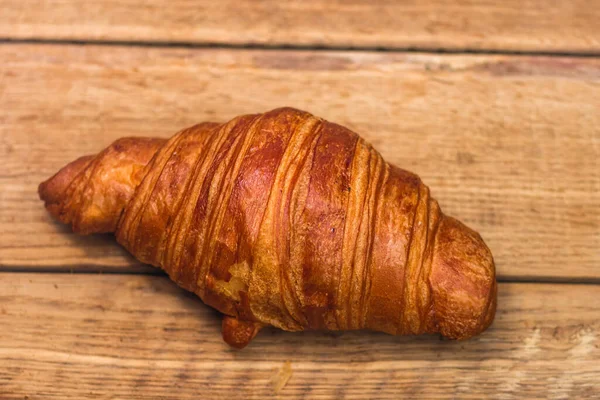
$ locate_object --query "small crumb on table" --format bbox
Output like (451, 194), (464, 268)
(271, 361), (293, 393)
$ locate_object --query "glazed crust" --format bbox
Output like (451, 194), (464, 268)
(39, 107), (497, 348)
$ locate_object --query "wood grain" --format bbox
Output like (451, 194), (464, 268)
(0, 273), (598, 399)
(1, 44), (599, 280)
(2, 0), (600, 53)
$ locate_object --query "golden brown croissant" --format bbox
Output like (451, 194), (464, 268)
(39, 107), (497, 348)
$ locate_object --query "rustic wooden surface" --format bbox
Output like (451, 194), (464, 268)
(1, 273), (599, 399)
(1, 44), (599, 280)
(2, 0), (600, 53)
(1, 2), (600, 399)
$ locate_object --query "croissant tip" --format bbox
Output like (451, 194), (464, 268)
(40, 155), (94, 205)
(430, 216), (498, 339)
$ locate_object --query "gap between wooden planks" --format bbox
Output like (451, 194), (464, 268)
(0, 273), (598, 399)
(1, 43), (599, 280)
(1, 0), (599, 54)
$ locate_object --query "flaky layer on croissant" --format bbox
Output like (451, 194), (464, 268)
(39, 107), (497, 348)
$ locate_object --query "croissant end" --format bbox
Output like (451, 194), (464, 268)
(39, 155), (94, 223)
(38, 137), (165, 234)
(430, 216), (497, 339)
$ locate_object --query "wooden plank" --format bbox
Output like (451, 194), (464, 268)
(0, 273), (598, 399)
(1, 0), (600, 53)
(1, 44), (599, 280)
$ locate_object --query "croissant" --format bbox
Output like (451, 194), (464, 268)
(39, 107), (497, 348)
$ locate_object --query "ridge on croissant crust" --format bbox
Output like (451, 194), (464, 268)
(39, 107), (497, 348)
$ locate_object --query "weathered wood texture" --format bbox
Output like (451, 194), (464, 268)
(2, 0), (600, 53)
(1, 273), (598, 399)
(1, 44), (599, 280)
(2, 3), (599, 399)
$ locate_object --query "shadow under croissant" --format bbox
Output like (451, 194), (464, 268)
(237, 323), (498, 361)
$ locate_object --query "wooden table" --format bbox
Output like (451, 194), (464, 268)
(1, 1), (599, 398)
